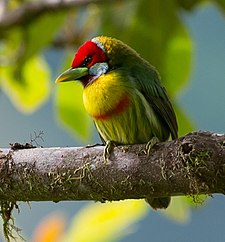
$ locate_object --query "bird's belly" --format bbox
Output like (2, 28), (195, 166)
(83, 76), (169, 144)
(94, 112), (151, 144)
(94, 93), (169, 144)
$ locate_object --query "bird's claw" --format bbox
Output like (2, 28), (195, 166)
(85, 143), (104, 148)
(103, 140), (116, 163)
(145, 137), (159, 158)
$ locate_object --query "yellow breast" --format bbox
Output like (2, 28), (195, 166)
(83, 72), (130, 120)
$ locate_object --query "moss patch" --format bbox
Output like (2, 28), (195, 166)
(0, 201), (23, 242)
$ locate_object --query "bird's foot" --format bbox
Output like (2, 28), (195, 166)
(86, 143), (104, 148)
(145, 137), (159, 158)
(103, 140), (116, 163)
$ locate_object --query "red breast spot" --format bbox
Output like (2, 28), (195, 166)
(94, 95), (130, 121)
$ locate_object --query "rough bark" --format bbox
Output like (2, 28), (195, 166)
(0, 131), (224, 202)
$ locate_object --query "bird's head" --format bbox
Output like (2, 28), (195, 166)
(55, 36), (137, 87)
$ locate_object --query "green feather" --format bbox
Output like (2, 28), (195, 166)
(92, 36), (178, 143)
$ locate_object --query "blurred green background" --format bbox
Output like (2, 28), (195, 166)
(1, 0), (225, 241)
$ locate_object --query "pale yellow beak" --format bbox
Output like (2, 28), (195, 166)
(55, 67), (89, 83)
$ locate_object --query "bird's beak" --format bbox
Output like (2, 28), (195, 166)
(55, 67), (89, 83)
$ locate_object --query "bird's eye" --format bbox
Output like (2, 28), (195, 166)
(81, 56), (92, 67)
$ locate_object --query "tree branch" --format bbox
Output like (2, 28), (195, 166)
(0, 131), (224, 202)
(0, 0), (111, 31)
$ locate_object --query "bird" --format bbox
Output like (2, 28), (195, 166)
(55, 36), (178, 209)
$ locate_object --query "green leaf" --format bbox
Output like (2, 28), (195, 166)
(175, 0), (204, 10)
(163, 195), (208, 224)
(160, 197), (191, 224)
(185, 195), (208, 207)
(55, 82), (92, 141)
(1, 55), (50, 113)
(163, 24), (193, 95)
(1, 11), (66, 70)
(121, 0), (179, 68)
(175, 104), (195, 136)
(216, 0), (225, 12)
(22, 12), (66, 61)
(99, 1), (136, 37)
(62, 200), (148, 242)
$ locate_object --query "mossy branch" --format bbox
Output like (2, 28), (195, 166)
(0, 131), (224, 202)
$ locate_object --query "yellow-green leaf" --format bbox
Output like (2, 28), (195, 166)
(160, 197), (191, 224)
(215, 0), (225, 12)
(163, 25), (193, 95)
(1, 55), (50, 113)
(185, 195), (208, 207)
(23, 12), (66, 60)
(175, 104), (195, 136)
(62, 200), (148, 242)
(55, 82), (92, 141)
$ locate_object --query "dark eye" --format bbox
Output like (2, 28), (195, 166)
(81, 56), (92, 67)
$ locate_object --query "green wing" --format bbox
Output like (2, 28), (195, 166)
(136, 70), (178, 140)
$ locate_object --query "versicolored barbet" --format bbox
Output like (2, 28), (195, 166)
(55, 36), (178, 210)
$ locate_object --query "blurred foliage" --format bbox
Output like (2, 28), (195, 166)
(29, 197), (206, 242)
(56, 82), (93, 140)
(31, 200), (148, 242)
(1, 55), (50, 112)
(31, 213), (65, 242)
(1, 0), (225, 241)
(161, 197), (191, 224)
(1, 0), (225, 137)
(63, 200), (148, 242)
(2, 0), (224, 137)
